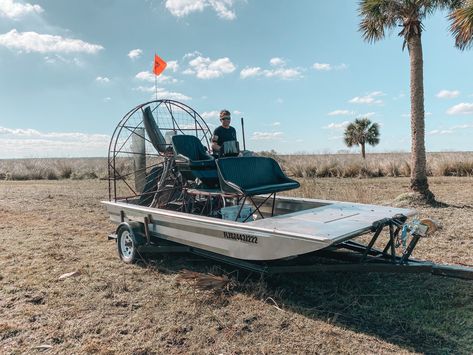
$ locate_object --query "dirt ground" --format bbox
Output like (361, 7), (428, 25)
(0, 177), (472, 354)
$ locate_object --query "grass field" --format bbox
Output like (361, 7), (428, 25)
(1, 172), (472, 354)
(2, 151), (473, 181)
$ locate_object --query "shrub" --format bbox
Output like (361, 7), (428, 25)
(55, 161), (73, 179)
(289, 164), (305, 178)
(304, 164), (317, 178)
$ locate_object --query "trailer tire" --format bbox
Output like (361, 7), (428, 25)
(117, 222), (146, 264)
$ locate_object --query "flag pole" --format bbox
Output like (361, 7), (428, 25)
(154, 53), (158, 100)
(241, 117), (246, 151)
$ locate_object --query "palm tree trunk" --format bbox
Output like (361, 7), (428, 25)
(408, 34), (435, 202)
(360, 143), (366, 159)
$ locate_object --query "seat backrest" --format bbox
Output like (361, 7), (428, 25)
(216, 157), (287, 191)
(172, 135), (212, 161)
(142, 107), (167, 153)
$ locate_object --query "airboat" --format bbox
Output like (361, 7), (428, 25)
(103, 100), (472, 279)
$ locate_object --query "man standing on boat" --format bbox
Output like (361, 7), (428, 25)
(211, 109), (239, 157)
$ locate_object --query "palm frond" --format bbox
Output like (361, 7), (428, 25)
(421, 0), (464, 13)
(449, 0), (473, 49)
(358, 0), (403, 42)
(177, 269), (235, 292)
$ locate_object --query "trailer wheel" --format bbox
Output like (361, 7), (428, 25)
(117, 223), (145, 264)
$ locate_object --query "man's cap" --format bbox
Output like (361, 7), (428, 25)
(220, 109), (231, 119)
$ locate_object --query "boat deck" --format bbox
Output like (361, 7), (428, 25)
(250, 199), (416, 243)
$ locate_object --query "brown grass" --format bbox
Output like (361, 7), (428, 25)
(0, 158), (108, 181)
(1, 176), (472, 354)
(281, 152), (473, 178)
(2, 152), (473, 181)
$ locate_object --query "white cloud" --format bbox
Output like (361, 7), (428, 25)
(349, 91), (384, 105)
(0, 0), (43, 19)
(251, 131), (283, 140)
(270, 57), (285, 67)
(135, 71), (154, 81)
(313, 63), (331, 71)
(313, 62), (347, 71)
(451, 123), (473, 129)
(264, 67), (302, 80)
(183, 51), (202, 60)
(272, 122), (281, 126)
(127, 48), (142, 59)
(135, 71), (178, 84)
(165, 0), (236, 20)
(362, 112), (376, 118)
(184, 55), (235, 79)
(233, 110), (242, 115)
(428, 129), (454, 135)
(240, 61), (302, 80)
(103, 97), (112, 102)
(167, 60), (179, 72)
(436, 90), (460, 99)
(324, 121), (350, 129)
(133, 86), (191, 101)
(446, 103), (473, 115)
(165, 0), (206, 17)
(96, 76), (110, 83)
(426, 122), (473, 136)
(0, 29), (103, 54)
(240, 66), (261, 79)
(43, 55), (83, 66)
(0, 126), (109, 158)
(201, 110), (219, 119)
(327, 110), (354, 116)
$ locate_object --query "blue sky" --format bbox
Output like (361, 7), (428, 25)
(0, 0), (472, 158)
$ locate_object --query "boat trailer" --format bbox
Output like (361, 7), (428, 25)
(109, 213), (473, 281)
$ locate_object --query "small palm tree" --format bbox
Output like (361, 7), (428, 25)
(359, 0), (473, 203)
(344, 118), (380, 159)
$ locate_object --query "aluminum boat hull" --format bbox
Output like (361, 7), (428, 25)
(102, 195), (415, 261)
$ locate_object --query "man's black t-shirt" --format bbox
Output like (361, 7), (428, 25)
(213, 126), (237, 146)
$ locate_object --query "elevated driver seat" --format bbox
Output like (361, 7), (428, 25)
(171, 135), (219, 187)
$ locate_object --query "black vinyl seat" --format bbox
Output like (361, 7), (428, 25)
(172, 135), (219, 187)
(216, 157), (300, 220)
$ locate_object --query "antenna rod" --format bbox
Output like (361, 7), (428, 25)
(241, 117), (246, 151)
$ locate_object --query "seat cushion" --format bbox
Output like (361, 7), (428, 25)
(243, 182), (300, 196)
(188, 159), (216, 170)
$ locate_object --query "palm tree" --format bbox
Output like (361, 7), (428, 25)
(344, 118), (380, 159)
(359, 0), (473, 203)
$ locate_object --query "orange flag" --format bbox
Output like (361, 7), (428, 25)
(153, 54), (167, 76)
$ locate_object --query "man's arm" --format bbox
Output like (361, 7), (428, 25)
(211, 134), (220, 153)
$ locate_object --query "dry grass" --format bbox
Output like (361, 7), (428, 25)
(0, 158), (108, 181)
(1, 176), (472, 354)
(281, 152), (473, 178)
(2, 152), (473, 181)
